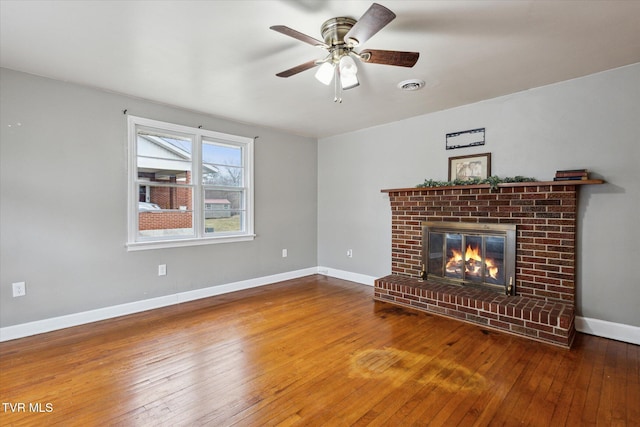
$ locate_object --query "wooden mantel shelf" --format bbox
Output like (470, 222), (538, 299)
(381, 179), (604, 193)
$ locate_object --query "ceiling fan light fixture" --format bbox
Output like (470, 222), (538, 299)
(340, 72), (359, 90)
(338, 55), (358, 77)
(338, 55), (359, 89)
(315, 62), (335, 85)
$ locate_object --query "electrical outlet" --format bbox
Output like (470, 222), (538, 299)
(347, 249), (353, 258)
(282, 249), (288, 258)
(12, 282), (26, 297)
(158, 264), (167, 276)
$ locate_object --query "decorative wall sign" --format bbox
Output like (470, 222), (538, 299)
(448, 152), (491, 181)
(446, 128), (485, 150)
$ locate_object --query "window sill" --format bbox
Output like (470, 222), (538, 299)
(126, 234), (256, 251)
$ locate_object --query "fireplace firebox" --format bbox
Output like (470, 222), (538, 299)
(422, 222), (516, 295)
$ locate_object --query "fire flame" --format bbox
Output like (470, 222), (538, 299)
(446, 245), (498, 279)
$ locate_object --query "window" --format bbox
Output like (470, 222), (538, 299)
(127, 116), (254, 250)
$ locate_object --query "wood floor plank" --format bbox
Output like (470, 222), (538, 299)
(349, 319), (471, 426)
(503, 344), (569, 426)
(581, 336), (608, 425)
(1, 275), (638, 426)
(414, 330), (497, 426)
(453, 338), (517, 426)
(600, 339), (624, 424)
(546, 334), (590, 425)
(627, 343), (640, 423)
(513, 347), (564, 425)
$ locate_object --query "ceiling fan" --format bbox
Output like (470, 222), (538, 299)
(270, 3), (419, 102)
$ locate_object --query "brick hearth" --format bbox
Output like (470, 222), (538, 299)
(375, 274), (575, 347)
(376, 180), (602, 348)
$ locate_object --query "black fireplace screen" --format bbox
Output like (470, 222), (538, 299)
(423, 222), (516, 294)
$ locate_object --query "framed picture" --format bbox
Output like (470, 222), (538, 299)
(448, 153), (491, 181)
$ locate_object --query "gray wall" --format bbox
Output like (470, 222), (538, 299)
(318, 63), (640, 327)
(3, 64), (639, 331)
(0, 68), (318, 327)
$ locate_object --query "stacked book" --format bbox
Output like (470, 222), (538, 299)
(554, 169), (589, 181)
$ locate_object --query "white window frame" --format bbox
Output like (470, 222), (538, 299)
(127, 115), (254, 251)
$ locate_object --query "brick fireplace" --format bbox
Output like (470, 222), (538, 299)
(375, 180), (601, 348)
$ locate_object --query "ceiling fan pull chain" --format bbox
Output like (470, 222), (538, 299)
(334, 66), (342, 103)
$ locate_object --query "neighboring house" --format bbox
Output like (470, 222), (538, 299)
(205, 199), (231, 218)
(137, 134), (195, 210)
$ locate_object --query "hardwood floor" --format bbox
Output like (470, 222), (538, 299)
(1, 275), (638, 426)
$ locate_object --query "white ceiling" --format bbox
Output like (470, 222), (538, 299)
(1, 1), (639, 138)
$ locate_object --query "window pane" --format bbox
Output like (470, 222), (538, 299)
(204, 189), (244, 233)
(202, 140), (243, 187)
(205, 211), (243, 234)
(137, 133), (193, 185)
(202, 141), (241, 166)
(138, 185), (194, 239)
(202, 164), (243, 187)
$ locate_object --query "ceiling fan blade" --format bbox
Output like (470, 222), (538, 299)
(359, 49), (419, 67)
(270, 25), (328, 48)
(275, 59), (320, 78)
(345, 3), (396, 46)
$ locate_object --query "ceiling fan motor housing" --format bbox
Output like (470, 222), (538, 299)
(321, 17), (356, 47)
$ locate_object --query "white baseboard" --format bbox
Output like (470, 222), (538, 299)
(3, 268), (638, 346)
(0, 267), (318, 342)
(317, 266), (377, 286)
(576, 316), (640, 345)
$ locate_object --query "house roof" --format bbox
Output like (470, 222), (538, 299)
(137, 135), (218, 176)
(1, 1), (639, 138)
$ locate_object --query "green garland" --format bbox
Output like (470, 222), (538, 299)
(417, 175), (537, 191)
